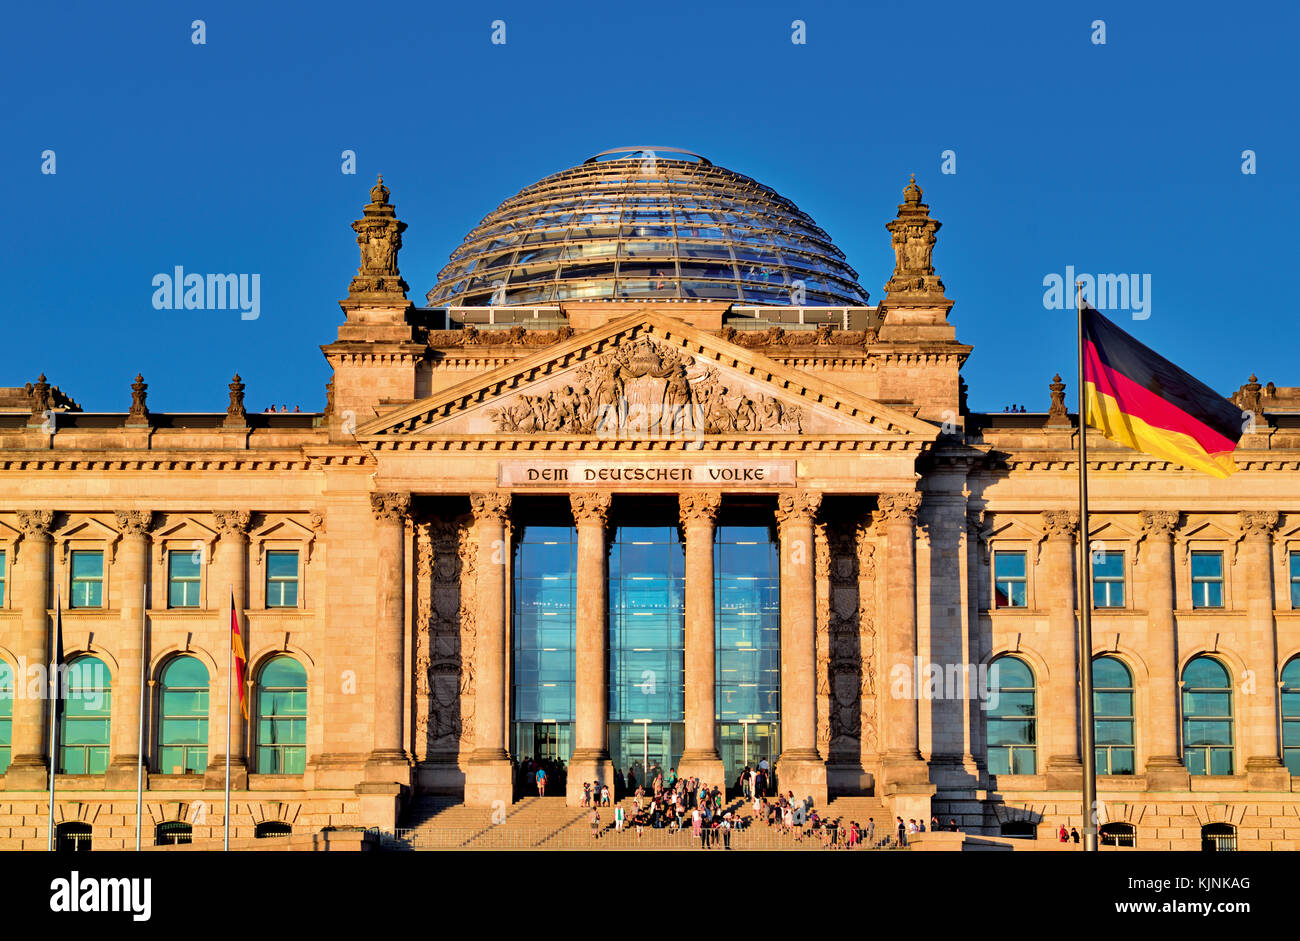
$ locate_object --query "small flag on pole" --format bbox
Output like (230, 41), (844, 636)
(1081, 304), (1243, 478)
(229, 591), (247, 721)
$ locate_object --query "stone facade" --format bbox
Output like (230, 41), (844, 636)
(0, 176), (1296, 850)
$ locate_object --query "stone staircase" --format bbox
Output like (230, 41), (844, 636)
(387, 793), (904, 851)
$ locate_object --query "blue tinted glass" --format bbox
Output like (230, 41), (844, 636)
(1183, 657), (1230, 690)
(266, 551), (298, 579)
(169, 551), (200, 579)
(71, 551), (102, 579)
(994, 552), (1025, 578)
(1191, 552), (1222, 578)
(1093, 656), (1132, 690)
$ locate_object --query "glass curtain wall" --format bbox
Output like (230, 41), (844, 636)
(608, 513), (685, 791)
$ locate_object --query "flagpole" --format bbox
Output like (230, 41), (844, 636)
(46, 589), (58, 852)
(1076, 281), (1099, 852)
(225, 585), (233, 852)
(135, 580), (147, 852)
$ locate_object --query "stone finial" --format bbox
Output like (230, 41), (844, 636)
(29, 373), (51, 417)
(883, 176), (946, 301)
(224, 374), (248, 427)
(347, 175), (409, 301)
(1236, 373), (1263, 418)
(1047, 373), (1070, 426)
(127, 373), (150, 425)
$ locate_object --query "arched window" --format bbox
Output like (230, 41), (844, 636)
(0, 660), (12, 773)
(255, 821), (292, 838)
(1182, 656), (1233, 775)
(987, 656), (1036, 775)
(1100, 822), (1137, 847)
(61, 656), (112, 774)
(1201, 822), (1237, 852)
(1093, 656), (1135, 775)
(1281, 657), (1300, 775)
(256, 657), (307, 773)
(56, 821), (92, 852)
(158, 656), (209, 774)
(156, 821), (192, 846)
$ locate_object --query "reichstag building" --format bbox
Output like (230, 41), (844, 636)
(0, 148), (1296, 850)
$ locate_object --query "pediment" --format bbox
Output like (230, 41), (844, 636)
(358, 311), (937, 446)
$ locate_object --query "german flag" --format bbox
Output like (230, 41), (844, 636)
(1082, 305), (1243, 477)
(229, 591), (248, 720)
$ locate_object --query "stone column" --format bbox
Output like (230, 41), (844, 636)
(465, 491), (513, 806)
(1240, 511), (1289, 789)
(1042, 510), (1082, 788)
(567, 491), (614, 804)
(106, 511), (151, 788)
(775, 489), (827, 806)
(677, 490), (724, 787)
(1139, 510), (1189, 788)
(7, 511), (53, 788)
(366, 492), (412, 785)
(205, 510), (250, 789)
(877, 492), (930, 794)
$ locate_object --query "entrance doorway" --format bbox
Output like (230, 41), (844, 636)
(719, 721), (780, 795)
(609, 721), (683, 794)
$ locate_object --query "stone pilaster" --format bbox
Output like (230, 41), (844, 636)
(567, 491), (614, 804)
(1139, 510), (1189, 788)
(775, 489), (827, 806)
(105, 510), (151, 788)
(7, 511), (54, 787)
(1240, 511), (1289, 789)
(205, 510), (250, 789)
(1041, 510), (1082, 788)
(876, 492), (931, 794)
(464, 491), (513, 807)
(365, 493), (412, 785)
(677, 490), (724, 788)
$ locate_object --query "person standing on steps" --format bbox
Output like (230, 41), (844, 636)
(536, 766), (547, 797)
(590, 807), (600, 839)
(897, 816), (907, 847)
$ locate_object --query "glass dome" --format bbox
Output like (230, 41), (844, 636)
(426, 148), (869, 308)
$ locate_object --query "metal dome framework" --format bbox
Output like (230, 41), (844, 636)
(426, 150), (870, 308)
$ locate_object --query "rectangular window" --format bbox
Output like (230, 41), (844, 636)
(0, 549), (6, 607)
(168, 551), (201, 608)
(1290, 552), (1300, 609)
(1191, 551), (1224, 609)
(1092, 551), (1125, 608)
(265, 551), (300, 608)
(993, 551), (1027, 608)
(70, 551), (104, 608)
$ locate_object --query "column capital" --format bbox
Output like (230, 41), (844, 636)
(1139, 509), (1180, 539)
(469, 491), (511, 524)
(775, 489), (821, 526)
(369, 492), (412, 524)
(213, 509), (253, 537)
(678, 490), (722, 528)
(1239, 509), (1279, 539)
(1040, 509), (1079, 540)
(569, 491), (612, 527)
(16, 510), (54, 539)
(875, 491), (921, 526)
(114, 510), (153, 537)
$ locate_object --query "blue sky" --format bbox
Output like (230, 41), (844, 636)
(3, 0), (1296, 413)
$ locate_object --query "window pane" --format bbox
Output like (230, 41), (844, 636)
(994, 552), (1026, 578)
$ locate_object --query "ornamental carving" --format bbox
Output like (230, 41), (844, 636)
(415, 516), (477, 758)
(775, 489), (822, 526)
(883, 176), (946, 300)
(1239, 510), (1279, 538)
(469, 491), (511, 523)
(16, 510), (55, 538)
(213, 510), (252, 537)
(486, 335), (804, 436)
(114, 510), (152, 536)
(1041, 510), (1079, 539)
(370, 492), (412, 523)
(127, 374), (149, 424)
(876, 491), (922, 524)
(224, 375), (247, 427)
(678, 491), (721, 528)
(1139, 510), (1180, 539)
(348, 176), (410, 299)
(570, 491), (612, 527)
